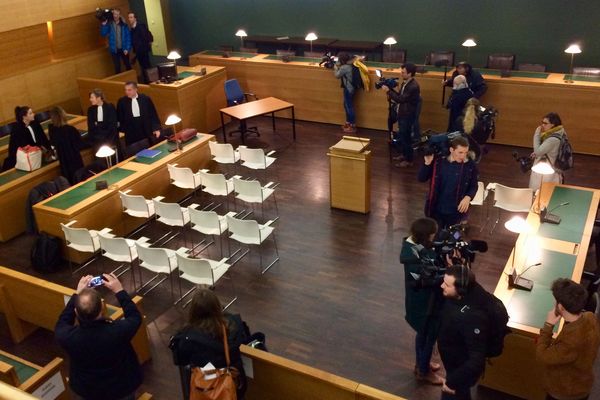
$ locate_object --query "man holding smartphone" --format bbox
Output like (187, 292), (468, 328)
(55, 274), (143, 400)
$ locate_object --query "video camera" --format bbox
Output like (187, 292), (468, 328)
(415, 130), (484, 163)
(374, 69), (399, 90)
(432, 224), (488, 266)
(95, 7), (113, 22)
(512, 151), (533, 173)
(319, 52), (337, 69)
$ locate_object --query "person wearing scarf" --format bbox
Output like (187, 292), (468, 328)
(528, 112), (565, 191)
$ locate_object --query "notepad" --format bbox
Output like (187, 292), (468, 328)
(136, 149), (162, 158)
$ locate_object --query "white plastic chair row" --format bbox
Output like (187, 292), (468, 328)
(209, 141), (276, 171)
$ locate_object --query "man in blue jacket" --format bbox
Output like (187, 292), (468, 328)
(55, 273), (142, 400)
(100, 8), (132, 74)
(418, 136), (479, 228)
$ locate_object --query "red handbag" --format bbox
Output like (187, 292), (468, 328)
(169, 128), (198, 143)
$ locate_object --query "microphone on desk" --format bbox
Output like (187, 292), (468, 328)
(540, 201), (570, 225)
(508, 262), (542, 291)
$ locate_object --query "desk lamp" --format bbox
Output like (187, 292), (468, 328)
(235, 29), (248, 48)
(96, 145), (115, 169)
(531, 161), (555, 213)
(462, 38), (477, 62)
(167, 51), (181, 79)
(305, 32), (318, 53)
(383, 37), (397, 69)
(564, 44), (582, 83)
(504, 216), (534, 291)
(165, 114), (182, 152)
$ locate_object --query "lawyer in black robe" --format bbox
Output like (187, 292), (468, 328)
(4, 117), (50, 170)
(49, 124), (84, 184)
(87, 102), (118, 151)
(116, 83), (161, 149)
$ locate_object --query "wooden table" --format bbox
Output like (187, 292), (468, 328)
(33, 133), (215, 263)
(479, 183), (600, 399)
(219, 97), (296, 144)
(190, 51), (600, 155)
(77, 65), (227, 135)
(0, 117), (92, 242)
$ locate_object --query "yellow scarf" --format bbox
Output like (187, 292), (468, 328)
(540, 125), (563, 142)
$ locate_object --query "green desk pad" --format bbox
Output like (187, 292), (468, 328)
(0, 169), (29, 186)
(0, 353), (38, 384)
(563, 74), (600, 83)
(44, 167), (136, 210)
(178, 71), (195, 79)
(201, 50), (258, 58)
(508, 248), (577, 329)
(133, 135), (199, 165)
(537, 186), (593, 243)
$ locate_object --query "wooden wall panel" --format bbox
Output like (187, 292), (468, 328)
(51, 13), (105, 59)
(0, 24), (51, 76)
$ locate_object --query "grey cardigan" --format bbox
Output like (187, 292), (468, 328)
(334, 64), (354, 93)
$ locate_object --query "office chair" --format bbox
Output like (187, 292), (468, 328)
(572, 67), (600, 78)
(224, 79), (260, 141)
(426, 51), (455, 67)
(487, 54), (516, 71)
(0, 123), (13, 138)
(382, 49), (407, 64)
(518, 63), (547, 73)
(34, 111), (51, 124)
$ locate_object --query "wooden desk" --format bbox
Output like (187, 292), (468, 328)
(77, 66), (227, 135)
(219, 97), (296, 144)
(33, 134), (214, 263)
(479, 183), (600, 399)
(0, 117), (92, 242)
(190, 51), (600, 155)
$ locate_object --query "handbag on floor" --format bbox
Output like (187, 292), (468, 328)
(189, 324), (238, 400)
(15, 146), (42, 171)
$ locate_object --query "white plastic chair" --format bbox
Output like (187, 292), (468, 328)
(198, 170), (239, 197)
(174, 249), (237, 309)
(470, 181), (489, 232)
(209, 141), (240, 165)
(135, 239), (178, 299)
(490, 183), (534, 233)
(238, 146), (276, 170)
(233, 178), (278, 217)
(119, 190), (155, 236)
(188, 203), (237, 257)
(227, 215), (279, 274)
(167, 163), (202, 200)
(153, 196), (191, 246)
(98, 232), (140, 286)
(61, 221), (111, 275)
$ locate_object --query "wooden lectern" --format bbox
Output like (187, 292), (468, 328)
(328, 136), (371, 213)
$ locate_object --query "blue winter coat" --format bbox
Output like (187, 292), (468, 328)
(100, 19), (132, 54)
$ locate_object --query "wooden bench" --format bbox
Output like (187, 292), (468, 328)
(0, 381), (153, 400)
(240, 345), (406, 400)
(0, 350), (68, 400)
(0, 266), (151, 364)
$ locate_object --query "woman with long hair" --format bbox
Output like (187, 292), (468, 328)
(48, 106), (84, 184)
(3, 106), (50, 170)
(171, 289), (248, 399)
(528, 112), (565, 191)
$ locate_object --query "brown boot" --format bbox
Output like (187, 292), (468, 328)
(343, 124), (357, 134)
(416, 370), (444, 385)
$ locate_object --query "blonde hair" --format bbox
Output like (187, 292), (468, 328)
(49, 106), (68, 128)
(462, 98), (480, 135)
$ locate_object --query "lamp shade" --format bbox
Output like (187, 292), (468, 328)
(165, 114), (182, 126)
(462, 39), (477, 47)
(564, 44), (582, 54)
(305, 32), (318, 41)
(235, 29), (247, 38)
(531, 161), (555, 175)
(167, 51), (181, 60)
(504, 216), (528, 234)
(383, 36), (397, 46)
(95, 145), (115, 158)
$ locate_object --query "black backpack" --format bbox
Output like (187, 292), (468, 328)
(551, 133), (574, 171)
(478, 292), (511, 358)
(31, 233), (62, 272)
(350, 65), (364, 90)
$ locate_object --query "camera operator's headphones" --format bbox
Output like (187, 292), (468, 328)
(454, 264), (471, 297)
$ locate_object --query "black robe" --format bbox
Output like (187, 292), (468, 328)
(49, 124), (84, 184)
(3, 121), (50, 170)
(116, 93), (161, 145)
(87, 103), (118, 150)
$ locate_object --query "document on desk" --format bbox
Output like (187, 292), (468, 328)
(136, 149), (162, 159)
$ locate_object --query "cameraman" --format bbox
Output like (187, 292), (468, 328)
(400, 217), (444, 385)
(100, 8), (132, 74)
(443, 62), (487, 99)
(381, 63), (420, 167)
(334, 52), (357, 134)
(418, 136), (479, 228)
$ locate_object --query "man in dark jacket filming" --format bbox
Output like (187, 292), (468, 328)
(438, 265), (488, 400)
(55, 273), (143, 400)
(443, 62), (487, 99)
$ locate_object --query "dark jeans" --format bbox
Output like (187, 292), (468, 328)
(393, 115), (415, 161)
(415, 328), (436, 375)
(111, 49), (132, 74)
(343, 88), (356, 124)
(135, 51), (152, 83)
(441, 388), (472, 400)
(546, 395), (588, 400)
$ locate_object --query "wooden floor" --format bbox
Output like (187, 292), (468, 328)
(1, 117), (600, 400)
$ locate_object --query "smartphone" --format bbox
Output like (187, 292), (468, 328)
(88, 276), (104, 288)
